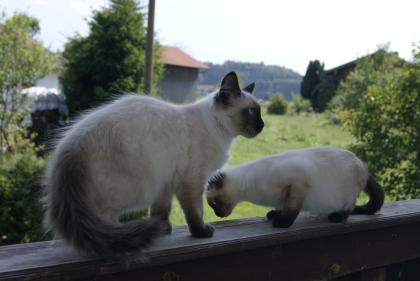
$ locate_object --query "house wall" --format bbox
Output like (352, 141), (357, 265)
(35, 73), (60, 89)
(158, 65), (199, 103)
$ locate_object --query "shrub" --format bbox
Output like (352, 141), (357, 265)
(0, 149), (47, 245)
(330, 47), (402, 113)
(346, 46), (420, 200)
(267, 94), (288, 115)
(289, 94), (311, 114)
(322, 110), (342, 125)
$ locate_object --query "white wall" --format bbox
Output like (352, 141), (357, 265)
(35, 73), (60, 89)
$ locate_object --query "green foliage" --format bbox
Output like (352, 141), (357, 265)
(0, 150), (47, 245)
(322, 109), (343, 126)
(347, 46), (420, 200)
(200, 61), (302, 100)
(267, 94), (288, 115)
(330, 47), (402, 112)
(60, 0), (164, 115)
(301, 60), (340, 112)
(301, 60), (323, 100)
(289, 94), (311, 114)
(313, 73), (340, 112)
(0, 12), (56, 153)
(0, 12), (52, 245)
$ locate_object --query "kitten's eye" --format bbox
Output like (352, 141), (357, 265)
(211, 199), (219, 206)
(248, 108), (255, 115)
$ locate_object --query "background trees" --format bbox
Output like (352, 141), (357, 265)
(60, 0), (163, 116)
(330, 48), (402, 112)
(300, 60), (323, 102)
(300, 60), (339, 112)
(342, 46), (420, 200)
(0, 12), (55, 245)
(0, 13), (56, 153)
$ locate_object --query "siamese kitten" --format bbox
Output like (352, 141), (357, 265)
(43, 72), (264, 256)
(206, 147), (384, 227)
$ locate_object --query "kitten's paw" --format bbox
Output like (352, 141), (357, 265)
(190, 223), (214, 238)
(272, 216), (295, 228)
(161, 220), (172, 234)
(328, 211), (350, 223)
(266, 210), (281, 220)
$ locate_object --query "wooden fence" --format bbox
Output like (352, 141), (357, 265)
(1, 199), (420, 281)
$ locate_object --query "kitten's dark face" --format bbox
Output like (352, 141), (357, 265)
(214, 72), (264, 138)
(206, 171), (235, 218)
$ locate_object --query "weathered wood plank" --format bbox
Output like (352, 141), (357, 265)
(331, 267), (386, 281)
(386, 257), (420, 281)
(1, 200), (420, 281)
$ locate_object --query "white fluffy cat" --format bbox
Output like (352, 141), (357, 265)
(206, 147), (384, 227)
(42, 72), (264, 255)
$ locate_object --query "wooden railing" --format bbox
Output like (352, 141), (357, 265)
(1, 199), (420, 281)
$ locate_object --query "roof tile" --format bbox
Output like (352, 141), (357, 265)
(161, 46), (209, 69)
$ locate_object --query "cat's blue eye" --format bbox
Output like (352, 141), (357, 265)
(248, 108), (254, 115)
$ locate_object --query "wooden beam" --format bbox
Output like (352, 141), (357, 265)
(1, 200), (420, 281)
(330, 267), (386, 281)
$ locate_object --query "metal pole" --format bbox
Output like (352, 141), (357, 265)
(144, 0), (155, 95)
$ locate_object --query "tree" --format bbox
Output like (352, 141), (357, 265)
(61, 0), (164, 115)
(330, 47), (402, 112)
(0, 12), (56, 153)
(0, 12), (54, 245)
(301, 60), (342, 112)
(313, 73), (340, 112)
(300, 60), (323, 102)
(345, 46), (419, 200)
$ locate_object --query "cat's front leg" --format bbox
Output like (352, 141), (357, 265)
(266, 209), (298, 227)
(150, 187), (173, 234)
(176, 185), (214, 238)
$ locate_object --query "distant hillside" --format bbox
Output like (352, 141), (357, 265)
(199, 61), (302, 100)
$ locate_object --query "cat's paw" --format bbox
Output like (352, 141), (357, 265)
(328, 211), (350, 223)
(160, 220), (173, 234)
(272, 216), (295, 228)
(266, 210), (282, 220)
(190, 223), (214, 238)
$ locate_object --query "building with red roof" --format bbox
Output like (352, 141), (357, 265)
(158, 46), (209, 103)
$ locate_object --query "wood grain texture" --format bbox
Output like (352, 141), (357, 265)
(331, 267), (386, 281)
(1, 200), (420, 281)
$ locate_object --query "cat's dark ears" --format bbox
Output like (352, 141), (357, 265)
(215, 72), (255, 106)
(243, 82), (255, 94)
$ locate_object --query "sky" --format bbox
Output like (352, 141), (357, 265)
(1, 0), (419, 74)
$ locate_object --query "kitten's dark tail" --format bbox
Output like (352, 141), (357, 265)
(353, 174), (385, 215)
(43, 147), (164, 256)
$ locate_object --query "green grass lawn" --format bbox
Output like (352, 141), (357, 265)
(170, 111), (356, 226)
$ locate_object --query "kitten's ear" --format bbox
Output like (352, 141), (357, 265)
(207, 171), (225, 190)
(215, 72), (241, 106)
(242, 82), (255, 94)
